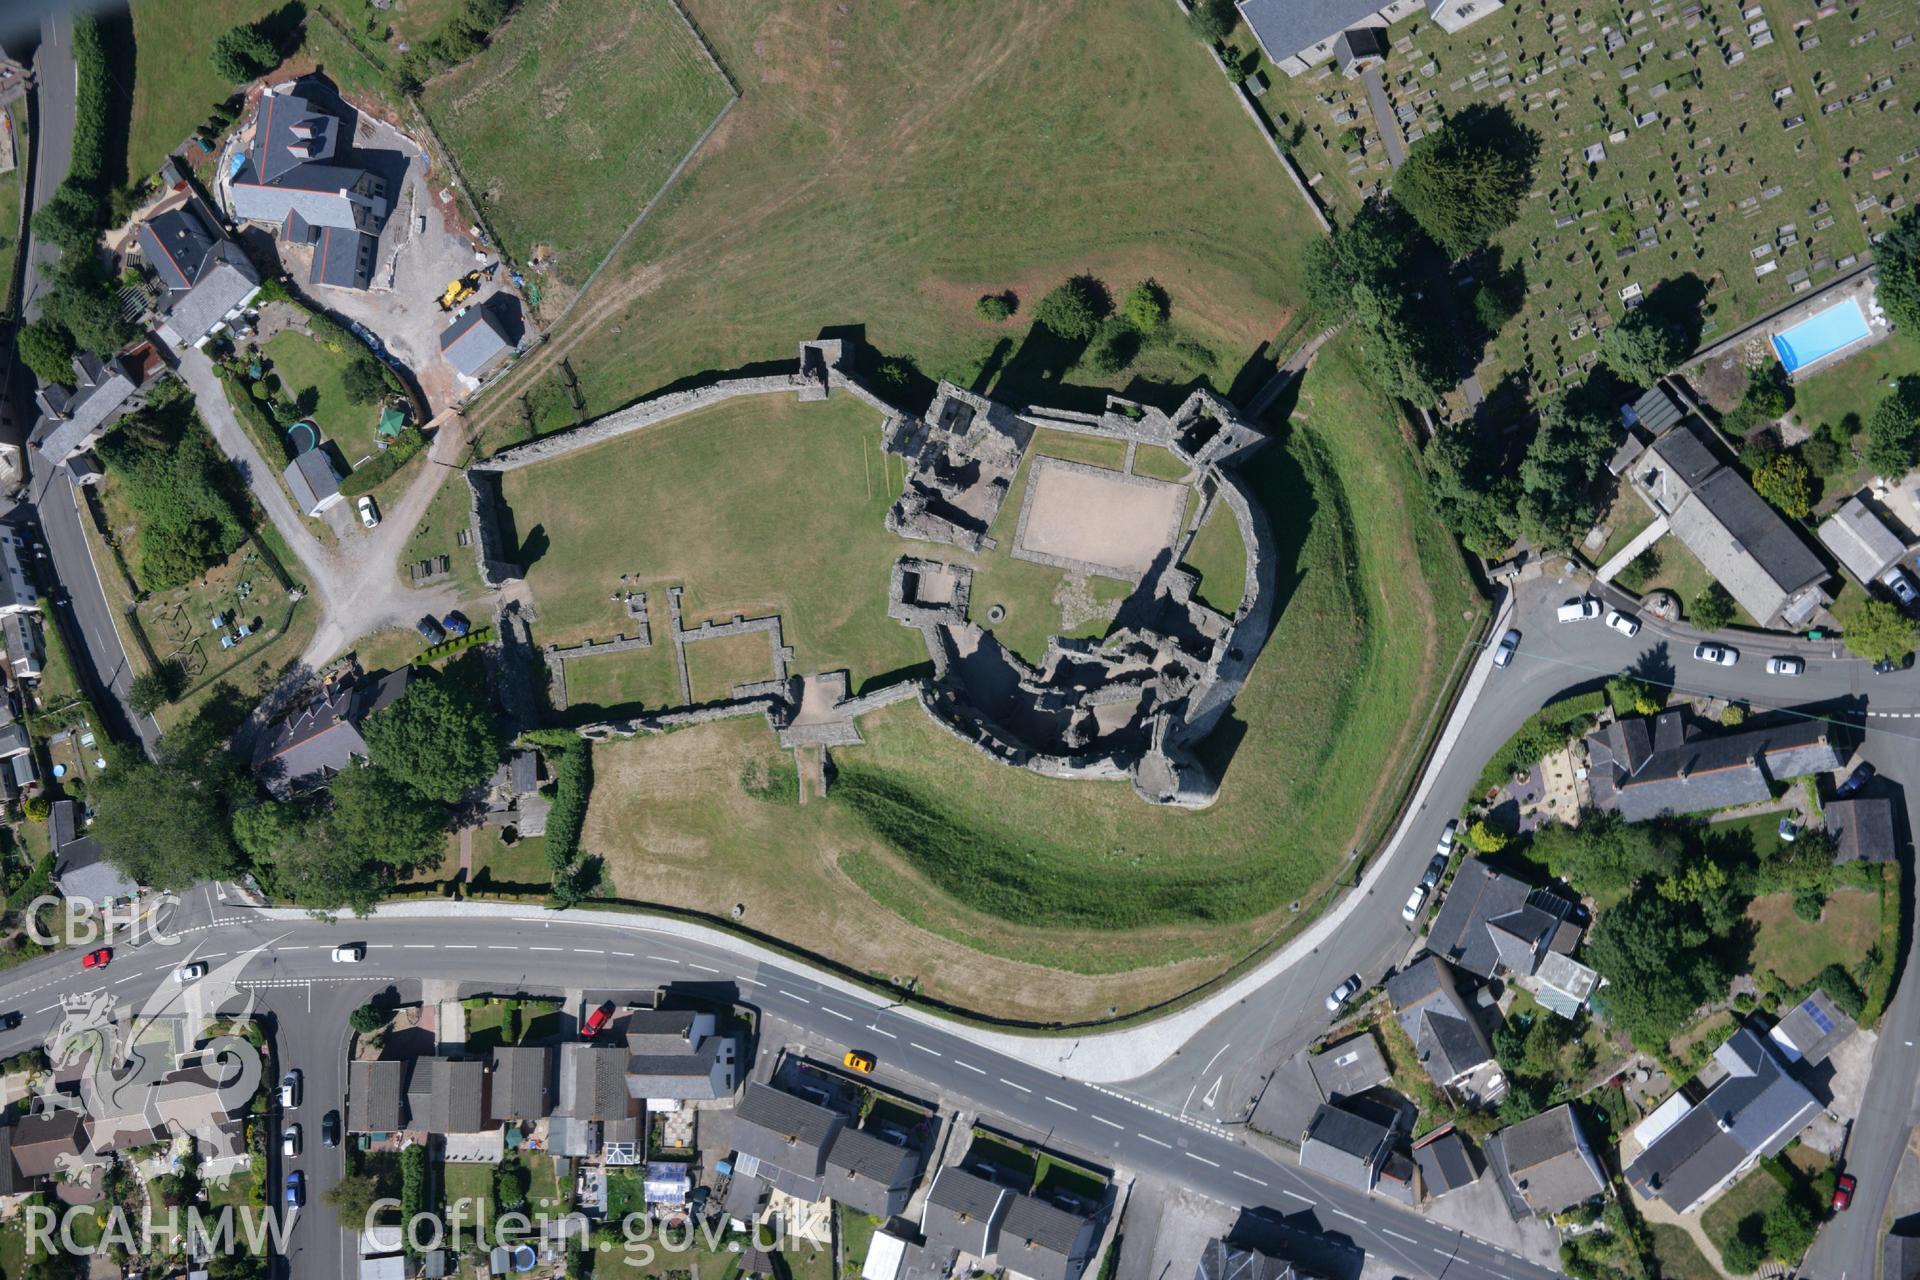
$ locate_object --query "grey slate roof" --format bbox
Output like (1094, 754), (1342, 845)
(1643, 422), (1829, 624)
(1767, 990), (1855, 1066)
(230, 90), (387, 236)
(1194, 1240), (1298, 1280)
(1413, 1130), (1479, 1197)
(1424, 861), (1574, 980)
(822, 1127), (917, 1219)
(54, 835), (137, 904)
(1498, 1105), (1605, 1217)
(162, 246), (260, 346)
(407, 1057), (487, 1134)
(32, 353), (138, 463)
(730, 1082), (841, 1198)
(138, 205), (219, 293)
(1817, 496), (1908, 585)
(1625, 1026), (1820, 1212)
(252, 668), (412, 796)
(440, 304), (515, 378)
(1306, 1031), (1390, 1100)
(922, 1167), (1009, 1263)
(1299, 1102), (1390, 1191)
(1237, 0), (1384, 61)
(1824, 796), (1897, 862)
(348, 1060), (406, 1133)
(1625, 383), (1687, 435)
(489, 1046), (550, 1120)
(1386, 955), (1496, 1086)
(556, 1043), (632, 1122)
(284, 448), (342, 514)
(1585, 709), (1842, 821)
(1886, 1232), (1920, 1280)
(998, 1194), (1093, 1280)
(310, 225), (377, 290)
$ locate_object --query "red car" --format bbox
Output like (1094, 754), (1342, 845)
(1833, 1173), (1856, 1211)
(581, 1002), (615, 1040)
(81, 948), (112, 970)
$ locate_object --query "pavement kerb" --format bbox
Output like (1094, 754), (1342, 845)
(243, 594), (1516, 1084)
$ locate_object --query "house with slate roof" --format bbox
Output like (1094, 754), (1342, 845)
(137, 197), (262, 350)
(1585, 708), (1844, 822)
(0, 529), (34, 621)
(998, 1192), (1100, 1280)
(1492, 1105), (1606, 1218)
(729, 1081), (841, 1199)
(1299, 1101), (1396, 1193)
(1817, 495), (1908, 587)
(1193, 1240), (1305, 1280)
(31, 352), (146, 464)
(1412, 1128), (1480, 1200)
(2, 613), (42, 681)
(440, 301), (515, 385)
(1384, 955), (1501, 1103)
(51, 798), (138, 906)
(1423, 861), (1580, 982)
(1887, 1228), (1920, 1280)
(823, 1126), (919, 1220)
(1823, 796), (1896, 862)
(229, 85), (391, 290)
(1766, 990), (1854, 1068)
(489, 1046), (551, 1122)
(348, 1060), (407, 1134)
(1237, 0), (1499, 77)
(1631, 421), (1830, 628)
(622, 1009), (737, 1106)
(921, 1167), (1011, 1274)
(285, 448), (345, 516)
(1624, 1025), (1820, 1213)
(251, 667), (411, 797)
(553, 1042), (640, 1157)
(406, 1058), (489, 1134)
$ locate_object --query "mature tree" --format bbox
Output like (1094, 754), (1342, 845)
(1303, 199), (1419, 314)
(89, 757), (243, 890)
(45, 258), (140, 355)
(325, 766), (449, 869)
(127, 662), (185, 717)
(1187, 0), (1237, 43)
(1599, 307), (1690, 386)
(1877, 207), (1920, 338)
(1351, 283), (1457, 407)
(1750, 452), (1813, 519)
(1529, 813), (1679, 899)
(230, 800), (306, 861)
(1690, 582), (1736, 630)
(1390, 103), (1540, 260)
(1466, 820), (1507, 853)
(322, 1172), (382, 1226)
(31, 181), (103, 257)
(1585, 884), (1736, 1049)
(1606, 674), (1664, 717)
(17, 320), (78, 387)
(349, 1003), (391, 1034)
(1720, 1230), (1765, 1277)
(1121, 280), (1170, 333)
(1512, 385), (1615, 549)
(1761, 1197), (1816, 1262)
(1032, 276), (1110, 341)
(358, 671), (498, 803)
(340, 358), (388, 405)
(1425, 427), (1516, 556)
(1864, 379), (1920, 478)
(1842, 598), (1917, 665)
(210, 22), (278, 82)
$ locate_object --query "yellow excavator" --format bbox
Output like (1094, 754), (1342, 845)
(437, 271), (484, 311)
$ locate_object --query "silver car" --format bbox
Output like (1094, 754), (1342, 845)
(1324, 974), (1364, 1014)
(1492, 629), (1520, 668)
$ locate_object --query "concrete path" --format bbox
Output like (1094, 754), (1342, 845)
(1361, 65), (1407, 168)
(1596, 514), (1668, 581)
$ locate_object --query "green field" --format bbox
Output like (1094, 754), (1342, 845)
(265, 331), (380, 467)
(581, 336), (1482, 1020)
(559, 645), (683, 718)
(421, 0), (733, 287)
(500, 393), (926, 688)
(1748, 884), (1880, 986)
(686, 632), (776, 703)
(1183, 501), (1248, 615)
(1260, 0), (1920, 401)
(127, 0), (284, 180)
(471, 0), (1316, 451)
(397, 475), (486, 604)
(0, 103), (26, 316)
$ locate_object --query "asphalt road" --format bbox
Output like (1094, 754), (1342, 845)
(21, 9), (72, 325)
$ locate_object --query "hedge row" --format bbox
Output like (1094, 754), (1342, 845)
(69, 16), (110, 190)
(543, 744), (592, 874)
(216, 366), (296, 463)
(339, 426), (426, 497)
(1473, 690), (1608, 797)
(416, 626), (491, 665)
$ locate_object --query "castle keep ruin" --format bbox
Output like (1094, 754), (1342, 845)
(468, 338), (1276, 808)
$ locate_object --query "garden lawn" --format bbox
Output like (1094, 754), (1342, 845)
(685, 632), (777, 703)
(420, 0), (733, 287)
(265, 331), (379, 469)
(500, 393), (928, 690)
(442, 1161), (494, 1218)
(1030, 430), (1127, 471)
(839, 1208), (881, 1279)
(470, 0), (1316, 452)
(1648, 1225), (1721, 1280)
(1748, 885), (1879, 986)
(127, 0), (285, 180)
(1790, 339), (1920, 435)
(583, 336), (1483, 1022)
(1700, 1165), (1802, 1269)
(469, 828), (551, 889)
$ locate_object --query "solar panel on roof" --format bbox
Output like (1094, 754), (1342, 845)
(1800, 997), (1835, 1034)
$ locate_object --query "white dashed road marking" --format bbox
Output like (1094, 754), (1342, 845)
(1137, 1134), (1172, 1149)
(1184, 1152), (1220, 1168)
(954, 1060), (988, 1075)
(1046, 1097), (1078, 1112)
(1091, 1115), (1124, 1130)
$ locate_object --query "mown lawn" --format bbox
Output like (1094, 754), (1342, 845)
(582, 336), (1482, 1019)
(0, 104), (25, 315)
(471, 0), (1317, 450)
(685, 632), (776, 703)
(1748, 885), (1880, 987)
(397, 474), (486, 603)
(1183, 500), (1247, 615)
(265, 331), (378, 468)
(1648, 1225), (1720, 1280)
(560, 645), (684, 719)
(127, 0), (285, 180)
(421, 0), (733, 287)
(1790, 339), (1920, 435)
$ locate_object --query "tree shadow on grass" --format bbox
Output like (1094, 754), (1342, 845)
(986, 321), (1103, 413)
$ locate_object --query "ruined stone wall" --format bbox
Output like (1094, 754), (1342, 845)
(1173, 466), (1278, 748)
(474, 374), (804, 475)
(467, 469), (524, 588)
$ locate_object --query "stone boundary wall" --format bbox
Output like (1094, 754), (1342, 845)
(543, 632), (656, 713)
(917, 687), (1134, 785)
(467, 469), (524, 587)
(474, 374), (803, 475)
(1172, 467), (1279, 754)
(573, 697), (786, 743)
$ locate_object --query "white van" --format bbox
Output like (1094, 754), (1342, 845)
(1557, 598), (1601, 623)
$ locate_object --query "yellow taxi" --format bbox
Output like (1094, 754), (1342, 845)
(843, 1049), (876, 1074)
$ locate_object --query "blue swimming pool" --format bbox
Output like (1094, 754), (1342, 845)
(1772, 298), (1871, 372)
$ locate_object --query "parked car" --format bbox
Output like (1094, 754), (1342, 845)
(416, 616), (446, 644)
(1324, 974), (1363, 1014)
(1604, 609), (1641, 637)
(1401, 885), (1429, 922)
(581, 1001), (616, 1040)
(1778, 817), (1798, 843)
(1692, 643), (1738, 666)
(1492, 629), (1521, 668)
(1874, 653), (1914, 674)
(1435, 820), (1458, 858)
(285, 1171), (305, 1208)
(321, 1111), (341, 1148)
(282, 1125), (301, 1157)
(1884, 567), (1918, 607)
(1422, 853), (1449, 889)
(1836, 762), (1876, 798)
(357, 496), (380, 530)
(842, 1050), (877, 1074)
(442, 612), (470, 638)
(280, 1070), (301, 1109)
(1833, 1173), (1856, 1211)
(1766, 655), (1805, 676)
(175, 962), (208, 983)
(81, 948), (112, 970)
(1556, 598), (1601, 623)
(331, 943), (365, 963)
(0, 1012), (20, 1031)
